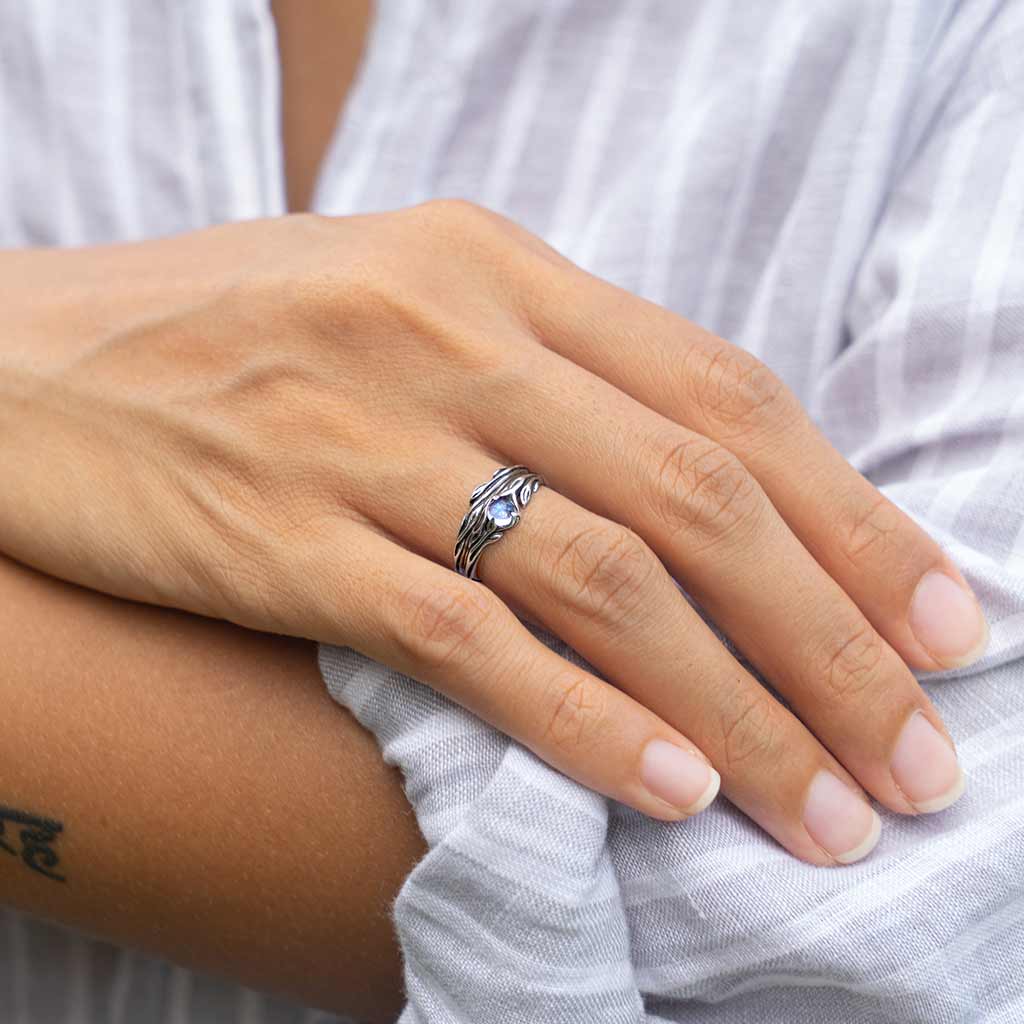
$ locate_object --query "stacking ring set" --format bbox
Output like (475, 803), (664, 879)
(453, 465), (544, 580)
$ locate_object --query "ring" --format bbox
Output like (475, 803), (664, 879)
(454, 465), (544, 580)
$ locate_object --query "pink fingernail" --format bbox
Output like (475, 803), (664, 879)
(802, 770), (881, 864)
(640, 739), (720, 815)
(891, 711), (965, 813)
(909, 570), (989, 667)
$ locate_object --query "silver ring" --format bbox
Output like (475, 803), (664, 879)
(454, 465), (544, 580)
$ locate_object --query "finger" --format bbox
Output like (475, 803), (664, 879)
(301, 518), (721, 823)
(361, 447), (883, 865)
(471, 356), (965, 817)
(521, 265), (990, 672)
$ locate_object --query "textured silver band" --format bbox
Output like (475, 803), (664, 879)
(454, 465), (544, 581)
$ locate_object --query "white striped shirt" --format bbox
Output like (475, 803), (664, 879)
(3, 1), (1024, 1021)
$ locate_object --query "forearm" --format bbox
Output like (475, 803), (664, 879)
(0, 553), (424, 1021)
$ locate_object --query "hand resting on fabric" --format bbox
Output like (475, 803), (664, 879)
(0, 201), (989, 865)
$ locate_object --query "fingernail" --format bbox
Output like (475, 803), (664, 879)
(640, 739), (720, 815)
(891, 710), (965, 812)
(909, 570), (989, 668)
(803, 770), (881, 864)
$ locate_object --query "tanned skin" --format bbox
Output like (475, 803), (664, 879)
(0, 5), (424, 1022)
(0, 551), (423, 1022)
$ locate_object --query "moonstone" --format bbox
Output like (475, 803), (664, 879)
(485, 496), (516, 528)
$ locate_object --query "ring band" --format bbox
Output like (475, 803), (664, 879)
(454, 465), (544, 580)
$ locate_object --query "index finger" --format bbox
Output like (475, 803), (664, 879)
(524, 267), (990, 673)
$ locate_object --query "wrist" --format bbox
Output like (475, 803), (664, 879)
(0, 247), (111, 377)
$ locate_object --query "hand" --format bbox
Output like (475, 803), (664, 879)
(0, 202), (988, 864)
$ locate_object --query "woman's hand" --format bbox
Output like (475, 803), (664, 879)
(0, 201), (988, 864)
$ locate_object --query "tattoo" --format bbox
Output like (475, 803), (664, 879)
(0, 805), (66, 883)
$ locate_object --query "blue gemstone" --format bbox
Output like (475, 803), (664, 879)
(486, 496), (516, 528)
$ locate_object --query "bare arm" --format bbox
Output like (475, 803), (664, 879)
(0, 552), (423, 1022)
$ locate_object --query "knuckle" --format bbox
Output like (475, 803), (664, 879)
(418, 196), (485, 220)
(540, 672), (610, 756)
(549, 522), (657, 630)
(718, 690), (779, 771)
(816, 620), (886, 703)
(408, 197), (496, 238)
(405, 199), (526, 279)
(684, 344), (796, 441)
(651, 436), (764, 546)
(840, 493), (903, 570)
(396, 578), (499, 673)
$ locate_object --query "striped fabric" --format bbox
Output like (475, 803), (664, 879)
(2, 0), (1023, 1022)
(316, 1), (1024, 1021)
(0, 912), (346, 1024)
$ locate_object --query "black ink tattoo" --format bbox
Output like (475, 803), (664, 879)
(0, 805), (66, 883)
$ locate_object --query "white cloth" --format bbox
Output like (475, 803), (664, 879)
(2, 1), (1023, 1022)
(316, 2), (1024, 1021)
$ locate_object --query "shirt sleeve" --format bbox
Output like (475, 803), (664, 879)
(813, 3), (1024, 676)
